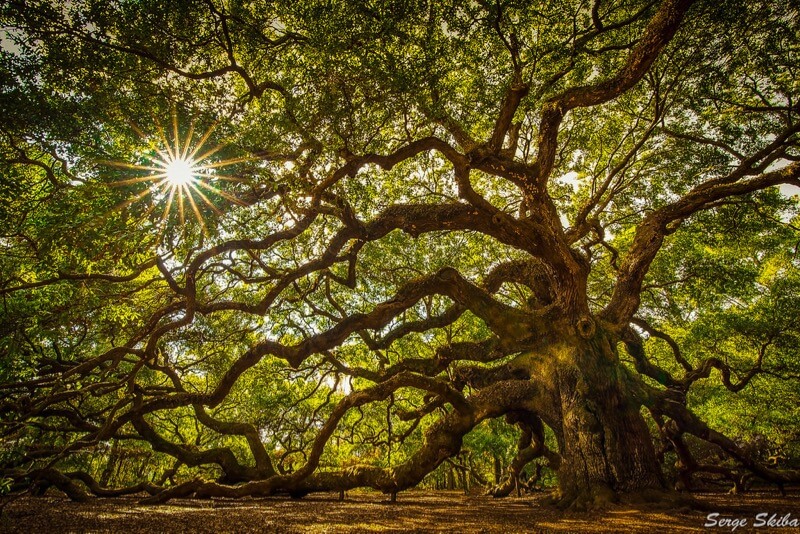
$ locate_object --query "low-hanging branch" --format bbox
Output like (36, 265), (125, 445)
(1, 0), (799, 513)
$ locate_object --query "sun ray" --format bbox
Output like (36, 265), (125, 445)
(103, 115), (254, 241)
(138, 194), (161, 219)
(152, 116), (176, 161)
(172, 109), (181, 160)
(85, 180), (171, 235)
(206, 172), (247, 183)
(193, 179), (249, 206)
(124, 118), (149, 141)
(191, 142), (227, 164)
(107, 183), (165, 213)
(201, 155), (258, 169)
(99, 160), (167, 173)
(155, 186), (177, 244)
(188, 182), (224, 215)
(131, 188), (164, 229)
(184, 186), (208, 234)
(187, 121), (219, 160)
(177, 187), (186, 226)
(143, 149), (174, 166)
(181, 121), (196, 160)
(108, 174), (168, 187)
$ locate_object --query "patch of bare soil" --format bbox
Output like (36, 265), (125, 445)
(1, 489), (799, 533)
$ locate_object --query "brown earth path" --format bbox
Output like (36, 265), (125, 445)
(1, 488), (799, 533)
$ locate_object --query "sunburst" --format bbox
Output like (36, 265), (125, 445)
(101, 112), (251, 240)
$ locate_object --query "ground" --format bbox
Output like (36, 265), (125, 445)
(2, 488), (799, 533)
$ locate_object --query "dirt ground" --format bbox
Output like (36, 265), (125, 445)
(1, 488), (799, 533)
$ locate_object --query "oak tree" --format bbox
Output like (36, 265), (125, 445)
(1, 0), (799, 510)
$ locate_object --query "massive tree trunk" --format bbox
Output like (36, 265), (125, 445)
(7, 0), (800, 513)
(519, 328), (667, 509)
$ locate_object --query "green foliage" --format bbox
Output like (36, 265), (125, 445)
(0, 0), (798, 496)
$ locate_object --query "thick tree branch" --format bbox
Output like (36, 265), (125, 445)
(532, 0), (695, 187)
(604, 161), (800, 326)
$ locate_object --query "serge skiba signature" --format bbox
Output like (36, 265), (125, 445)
(705, 512), (799, 531)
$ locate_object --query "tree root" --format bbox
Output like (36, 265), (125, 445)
(544, 484), (697, 512)
(8, 469), (165, 502)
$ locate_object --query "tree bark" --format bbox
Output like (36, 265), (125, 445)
(524, 328), (668, 510)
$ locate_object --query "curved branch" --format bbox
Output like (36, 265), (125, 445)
(631, 317), (692, 372)
(142, 377), (545, 503)
(488, 411), (560, 498)
(654, 393), (800, 487)
(192, 405), (276, 477)
(532, 0), (696, 186)
(604, 161), (800, 326)
(0, 259), (158, 296)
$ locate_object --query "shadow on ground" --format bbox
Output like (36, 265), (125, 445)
(2, 488), (799, 533)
